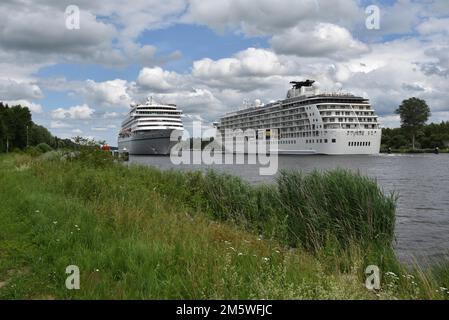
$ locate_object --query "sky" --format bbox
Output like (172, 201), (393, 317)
(1, 0), (449, 145)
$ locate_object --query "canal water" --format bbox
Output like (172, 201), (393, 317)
(129, 153), (449, 264)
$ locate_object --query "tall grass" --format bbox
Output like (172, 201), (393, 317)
(199, 169), (396, 253)
(0, 152), (448, 299)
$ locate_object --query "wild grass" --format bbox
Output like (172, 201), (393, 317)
(0, 152), (448, 299)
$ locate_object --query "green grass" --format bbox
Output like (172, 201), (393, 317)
(0, 152), (448, 299)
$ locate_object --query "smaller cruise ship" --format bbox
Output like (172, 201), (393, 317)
(118, 97), (184, 155)
(215, 80), (381, 155)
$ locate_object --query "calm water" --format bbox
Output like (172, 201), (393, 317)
(129, 153), (449, 264)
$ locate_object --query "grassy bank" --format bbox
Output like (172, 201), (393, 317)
(0, 151), (448, 299)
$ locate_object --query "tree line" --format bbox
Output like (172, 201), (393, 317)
(0, 102), (75, 153)
(1, 98), (448, 154)
(382, 97), (449, 150)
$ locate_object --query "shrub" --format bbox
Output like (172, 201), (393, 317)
(36, 142), (53, 153)
(24, 146), (42, 157)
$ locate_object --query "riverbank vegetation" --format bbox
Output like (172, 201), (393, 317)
(381, 97), (449, 152)
(382, 121), (449, 153)
(1, 150), (448, 299)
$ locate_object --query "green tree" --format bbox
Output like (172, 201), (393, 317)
(29, 123), (55, 147)
(395, 97), (431, 149)
(0, 103), (8, 152)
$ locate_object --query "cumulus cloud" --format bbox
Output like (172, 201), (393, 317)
(51, 104), (95, 120)
(0, 79), (44, 100)
(194, 48), (287, 78)
(184, 0), (361, 36)
(82, 79), (133, 107)
(103, 112), (122, 119)
(271, 23), (369, 58)
(417, 17), (449, 35)
(136, 67), (185, 92)
(50, 120), (72, 129)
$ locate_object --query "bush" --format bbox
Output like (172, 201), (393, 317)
(24, 146), (42, 157)
(71, 147), (115, 168)
(36, 142), (53, 153)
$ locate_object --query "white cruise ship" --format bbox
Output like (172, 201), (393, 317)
(118, 97), (184, 155)
(215, 80), (381, 155)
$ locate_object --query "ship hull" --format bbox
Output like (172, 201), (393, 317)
(220, 129), (381, 155)
(118, 129), (183, 155)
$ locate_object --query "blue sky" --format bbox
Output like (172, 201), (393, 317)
(1, 0), (449, 144)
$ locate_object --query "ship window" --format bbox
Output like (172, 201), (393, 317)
(332, 139), (336, 143)
(324, 139), (328, 143)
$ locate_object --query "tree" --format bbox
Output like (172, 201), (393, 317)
(395, 97), (431, 149)
(4, 105), (32, 150)
(0, 103), (7, 152)
(29, 123), (55, 147)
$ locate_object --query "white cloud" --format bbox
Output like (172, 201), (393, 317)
(103, 112), (121, 119)
(153, 88), (223, 116)
(51, 108), (67, 120)
(50, 121), (72, 129)
(271, 23), (369, 58)
(51, 104), (95, 120)
(82, 79), (133, 107)
(136, 67), (185, 92)
(417, 17), (449, 35)
(0, 3), (121, 69)
(0, 79), (44, 100)
(184, 0), (361, 36)
(91, 127), (108, 132)
(194, 48), (287, 78)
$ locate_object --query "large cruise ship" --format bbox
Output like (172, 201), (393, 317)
(215, 80), (381, 155)
(118, 97), (184, 155)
